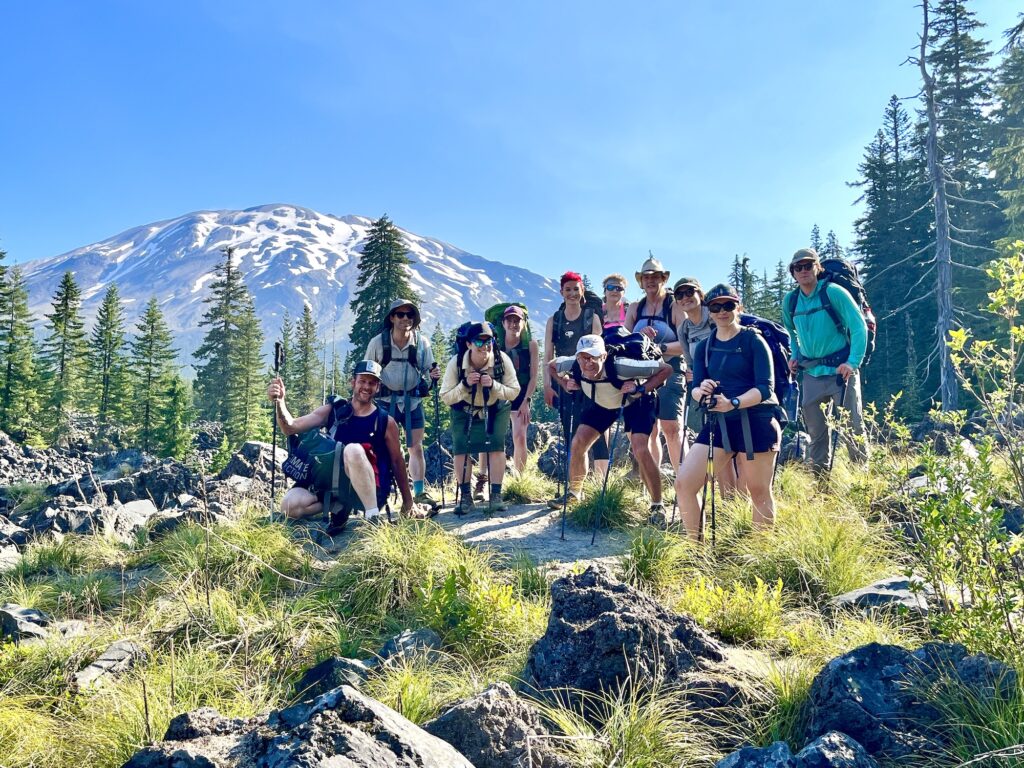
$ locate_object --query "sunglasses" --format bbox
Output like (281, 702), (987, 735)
(708, 300), (738, 313)
(471, 337), (493, 348)
(792, 262), (816, 273)
(578, 353), (605, 363)
(604, 284), (624, 292)
(674, 287), (697, 299)
(392, 310), (415, 319)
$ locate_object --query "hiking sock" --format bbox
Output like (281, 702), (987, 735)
(413, 480), (425, 496)
(459, 482), (472, 500)
(490, 483), (502, 499)
(364, 507), (380, 520)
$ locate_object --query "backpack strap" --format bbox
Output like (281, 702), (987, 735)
(379, 329), (392, 368)
(817, 282), (849, 340)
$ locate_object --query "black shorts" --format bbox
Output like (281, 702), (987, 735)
(555, 391), (609, 460)
(510, 389), (528, 411)
(695, 410), (781, 454)
(579, 392), (658, 436)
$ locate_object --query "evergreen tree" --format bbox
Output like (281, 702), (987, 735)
(810, 224), (823, 252)
(426, 323), (450, 444)
(193, 247), (246, 422)
(822, 230), (843, 258)
(347, 215), (420, 356)
(278, 310), (295, 395)
(225, 293), (266, 445)
(130, 297), (178, 453)
(0, 267), (40, 439)
(88, 283), (131, 431)
(292, 303), (322, 414)
(157, 375), (194, 460)
(40, 271), (88, 439)
(991, 29), (1024, 244)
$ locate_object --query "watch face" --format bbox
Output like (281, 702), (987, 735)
(731, 397), (741, 408)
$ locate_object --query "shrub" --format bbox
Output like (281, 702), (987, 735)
(673, 575), (785, 645)
(363, 653), (482, 725)
(570, 468), (646, 530)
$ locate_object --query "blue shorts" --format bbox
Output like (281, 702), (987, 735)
(380, 401), (425, 432)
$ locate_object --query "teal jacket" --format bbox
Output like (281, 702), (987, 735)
(781, 282), (867, 378)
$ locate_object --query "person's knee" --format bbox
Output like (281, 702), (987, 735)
(661, 420), (680, 437)
(630, 434), (651, 457)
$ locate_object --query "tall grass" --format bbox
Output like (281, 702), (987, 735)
(502, 453), (557, 503)
(570, 468), (647, 529)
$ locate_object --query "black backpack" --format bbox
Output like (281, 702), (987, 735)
(552, 289), (604, 343)
(598, 326), (663, 388)
(788, 257), (876, 366)
(738, 314), (794, 407)
(451, 321), (505, 382)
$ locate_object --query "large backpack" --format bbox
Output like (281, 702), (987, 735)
(599, 326), (663, 388)
(379, 329), (425, 372)
(552, 289), (604, 344)
(451, 321), (506, 382)
(485, 302), (532, 347)
(788, 257), (876, 366)
(738, 314), (794, 408)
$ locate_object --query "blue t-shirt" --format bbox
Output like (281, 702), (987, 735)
(693, 329), (775, 416)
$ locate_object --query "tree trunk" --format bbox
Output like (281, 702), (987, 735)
(920, 1), (960, 410)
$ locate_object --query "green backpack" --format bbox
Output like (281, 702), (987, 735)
(485, 302), (532, 349)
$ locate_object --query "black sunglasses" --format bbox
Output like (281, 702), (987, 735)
(604, 284), (624, 292)
(471, 337), (493, 347)
(792, 262), (816, 273)
(392, 310), (415, 319)
(708, 300), (738, 313)
(674, 287), (697, 298)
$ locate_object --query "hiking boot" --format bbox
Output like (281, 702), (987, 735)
(454, 493), (475, 517)
(363, 512), (388, 527)
(647, 503), (667, 529)
(485, 492), (509, 514)
(325, 506), (350, 536)
(413, 491), (440, 510)
(473, 473), (487, 501)
(547, 491), (580, 511)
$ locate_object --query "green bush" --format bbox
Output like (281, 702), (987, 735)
(570, 468), (647, 530)
(673, 575), (785, 645)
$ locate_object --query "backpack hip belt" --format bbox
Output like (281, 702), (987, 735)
(798, 343), (850, 370)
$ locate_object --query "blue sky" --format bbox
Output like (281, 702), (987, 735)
(1, 1), (1020, 290)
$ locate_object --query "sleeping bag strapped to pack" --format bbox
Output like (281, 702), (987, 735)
(601, 326), (663, 387)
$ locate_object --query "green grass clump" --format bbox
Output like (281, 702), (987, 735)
(364, 653), (483, 724)
(781, 610), (921, 666)
(2, 482), (48, 517)
(619, 527), (695, 596)
(509, 550), (549, 601)
(145, 512), (310, 594)
(502, 454), (557, 503)
(673, 575), (785, 645)
(570, 468), (647, 530)
(744, 659), (817, 752)
(537, 680), (722, 768)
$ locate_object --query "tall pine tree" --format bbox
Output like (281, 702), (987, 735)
(157, 375), (194, 460)
(40, 271), (87, 440)
(991, 24), (1024, 244)
(348, 215), (420, 356)
(193, 247), (246, 422)
(0, 266), (40, 440)
(88, 283), (131, 432)
(131, 298), (178, 453)
(226, 293), (266, 444)
(291, 303), (322, 415)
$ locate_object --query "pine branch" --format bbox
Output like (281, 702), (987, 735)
(865, 246), (934, 284)
(883, 286), (937, 320)
(902, 265), (938, 299)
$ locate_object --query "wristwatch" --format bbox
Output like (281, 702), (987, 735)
(659, 342), (668, 355)
(730, 397), (741, 410)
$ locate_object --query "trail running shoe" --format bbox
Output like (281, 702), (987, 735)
(325, 507), (349, 536)
(547, 491), (580, 511)
(647, 503), (667, 529)
(413, 491), (440, 510)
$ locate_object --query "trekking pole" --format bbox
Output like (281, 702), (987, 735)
(431, 363), (445, 509)
(270, 341), (283, 521)
(698, 402), (714, 544)
(591, 405), (624, 546)
(827, 374), (850, 475)
(560, 396), (575, 542)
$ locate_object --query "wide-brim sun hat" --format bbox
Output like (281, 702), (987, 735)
(635, 256), (670, 286)
(385, 298), (421, 327)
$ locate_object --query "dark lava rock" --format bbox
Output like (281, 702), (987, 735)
(424, 682), (571, 768)
(293, 656), (374, 701)
(74, 640), (147, 690)
(0, 603), (52, 643)
(826, 576), (932, 618)
(378, 627), (444, 664)
(779, 431), (810, 464)
(522, 565), (724, 706)
(217, 441), (286, 483)
(716, 741), (795, 768)
(120, 684), (474, 767)
(716, 732), (879, 768)
(803, 642), (1017, 761)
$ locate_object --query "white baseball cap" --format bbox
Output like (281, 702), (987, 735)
(576, 334), (606, 357)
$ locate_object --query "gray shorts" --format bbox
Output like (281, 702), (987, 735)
(657, 372), (686, 421)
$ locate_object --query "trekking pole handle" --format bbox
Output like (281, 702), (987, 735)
(274, 341), (283, 373)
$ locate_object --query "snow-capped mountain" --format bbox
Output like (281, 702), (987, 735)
(23, 204), (560, 368)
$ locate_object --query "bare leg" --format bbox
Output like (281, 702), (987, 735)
(735, 451), (777, 528)
(630, 432), (662, 503)
(488, 451), (507, 484)
(408, 427), (426, 482)
(281, 487), (322, 519)
(570, 425), (601, 495)
(661, 419), (681, 472)
(343, 443), (379, 512)
(647, 420), (663, 468)
(511, 408), (529, 474)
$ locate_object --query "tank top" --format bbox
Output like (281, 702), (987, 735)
(603, 302), (627, 330)
(633, 294), (682, 374)
(554, 308), (589, 357)
(504, 340), (532, 391)
(332, 406), (392, 507)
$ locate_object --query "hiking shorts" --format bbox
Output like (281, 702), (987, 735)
(694, 410), (781, 455)
(580, 392), (658, 436)
(555, 391), (609, 461)
(451, 402), (511, 454)
(383, 402), (424, 433)
(657, 371), (686, 421)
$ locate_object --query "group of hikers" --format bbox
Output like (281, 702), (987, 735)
(267, 247), (873, 540)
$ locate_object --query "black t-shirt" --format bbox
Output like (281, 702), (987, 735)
(330, 404), (392, 507)
(693, 329), (775, 417)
